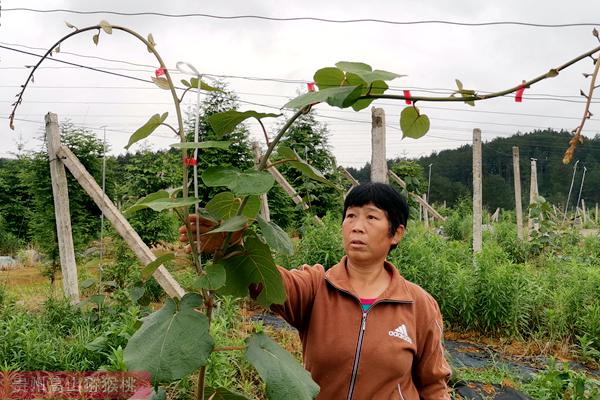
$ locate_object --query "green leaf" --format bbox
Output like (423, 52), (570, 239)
(65, 21), (77, 30)
(181, 79), (191, 87)
(85, 336), (107, 352)
(202, 167), (274, 196)
(81, 278), (97, 289)
(92, 33), (99, 45)
(400, 106), (430, 139)
(204, 387), (251, 400)
(246, 333), (320, 400)
(276, 146), (332, 186)
(90, 294), (105, 305)
(128, 286), (145, 303)
(219, 236), (285, 307)
(335, 61), (372, 73)
(147, 33), (156, 53)
(124, 293), (214, 382)
(127, 196), (200, 213)
(351, 80), (389, 111)
(190, 77), (221, 92)
(99, 20), (112, 34)
(207, 110), (281, 138)
(142, 253), (175, 281)
(313, 67), (345, 90)
(152, 76), (171, 90)
(203, 215), (247, 234)
(205, 192), (261, 220)
(455, 79), (475, 106)
(242, 196), (261, 218)
(284, 86), (363, 110)
(170, 141), (231, 150)
(206, 192), (241, 219)
(124, 190), (170, 215)
(193, 263), (226, 290)
(125, 112), (168, 150)
(257, 216), (294, 255)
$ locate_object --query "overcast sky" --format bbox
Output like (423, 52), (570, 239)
(2, 1), (600, 168)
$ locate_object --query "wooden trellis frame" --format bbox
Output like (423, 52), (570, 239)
(45, 113), (185, 303)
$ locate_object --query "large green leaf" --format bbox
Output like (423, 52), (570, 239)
(276, 146), (332, 186)
(207, 110), (281, 138)
(127, 197), (200, 213)
(124, 293), (214, 382)
(455, 79), (475, 106)
(313, 67), (345, 90)
(204, 387), (251, 400)
(125, 112), (168, 150)
(202, 167), (274, 196)
(335, 61), (404, 84)
(257, 216), (293, 255)
(219, 236), (285, 307)
(193, 263), (226, 290)
(400, 106), (430, 139)
(124, 190), (170, 215)
(246, 333), (320, 400)
(335, 61), (372, 73)
(284, 86), (362, 110)
(204, 215), (247, 234)
(170, 141), (232, 150)
(205, 192), (261, 220)
(141, 253), (175, 281)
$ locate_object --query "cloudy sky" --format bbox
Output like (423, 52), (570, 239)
(2, 1), (600, 167)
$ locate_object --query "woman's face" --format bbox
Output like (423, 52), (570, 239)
(342, 202), (404, 265)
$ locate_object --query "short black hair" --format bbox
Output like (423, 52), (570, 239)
(343, 183), (409, 251)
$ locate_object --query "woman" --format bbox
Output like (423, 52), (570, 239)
(182, 183), (451, 399)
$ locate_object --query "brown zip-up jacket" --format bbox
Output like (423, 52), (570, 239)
(272, 256), (452, 400)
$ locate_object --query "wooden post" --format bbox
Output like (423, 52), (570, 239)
(45, 113), (80, 303)
(55, 142), (185, 299)
(472, 128), (483, 253)
(528, 158), (539, 238)
(582, 199), (588, 224)
(422, 194), (429, 228)
(370, 107), (388, 183)
(596, 203), (598, 224)
(338, 166), (359, 188)
(388, 171), (446, 221)
(252, 143), (270, 221)
(512, 147), (524, 239)
(491, 208), (500, 223)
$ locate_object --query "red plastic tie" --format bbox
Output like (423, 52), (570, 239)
(155, 67), (166, 77)
(184, 157), (197, 166)
(403, 90), (412, 105)
(515, 81), (526, 102)
(307, 82), (316, 92)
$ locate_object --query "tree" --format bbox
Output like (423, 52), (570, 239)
(275, 112), (343, 226)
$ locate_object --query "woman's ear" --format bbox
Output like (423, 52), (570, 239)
(391, 225), (405, 245)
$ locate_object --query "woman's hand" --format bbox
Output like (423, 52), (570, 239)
(179, 214), (244, 254)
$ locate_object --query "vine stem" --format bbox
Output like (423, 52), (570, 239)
(361, 43), (600, 103)
(563, 55), (600, 164)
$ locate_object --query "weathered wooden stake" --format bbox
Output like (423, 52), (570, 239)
(472, 128), (483, 253)
(338, 166), (359, 188)
(370, 107), (388, 183)
(388, 171), (446, 221)
(252, 142), (270, 221)
(582, 199), (588, 224)
(512, 147), (524, 239)
(528, 158), (539, 238)
(45, 113), (80, 303)
(596, 203), (598, 224)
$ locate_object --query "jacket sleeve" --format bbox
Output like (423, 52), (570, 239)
(270, 264), (324, 331)
(414, 297), (452, 399)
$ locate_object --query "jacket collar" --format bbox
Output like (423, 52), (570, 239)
(324, 256), (414, 303)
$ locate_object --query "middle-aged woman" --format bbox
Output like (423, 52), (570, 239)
(181, 183), (451, 399)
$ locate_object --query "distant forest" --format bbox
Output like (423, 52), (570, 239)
(347, 129), (600, 211)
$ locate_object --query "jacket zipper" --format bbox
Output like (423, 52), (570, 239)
(347, 310), (368, 400)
